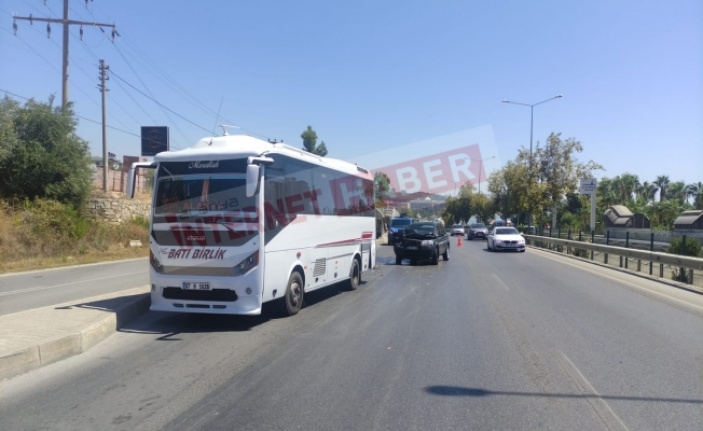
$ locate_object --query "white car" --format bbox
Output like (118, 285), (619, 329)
(487, 227), (526, 252)
(451, 224), (465, 236)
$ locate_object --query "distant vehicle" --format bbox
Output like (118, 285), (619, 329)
(467, 223), (488, 240)
(394, 221), (450, 265)
(388, 217), (415, 245)
(487, 227), (526, 252)
(451, 224), (465, 236)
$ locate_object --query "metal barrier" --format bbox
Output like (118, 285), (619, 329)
(523, 235), (703, 288)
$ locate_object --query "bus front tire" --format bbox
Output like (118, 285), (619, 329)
(347, 258), (361, 291)
(280, 271), (304, 316)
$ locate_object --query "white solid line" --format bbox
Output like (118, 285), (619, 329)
(531, 249), (703, 313)
(557, 350), (630, 431)
(0, 273), (147, 296)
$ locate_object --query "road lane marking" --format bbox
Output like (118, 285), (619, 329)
(531, 249), (703, 313)
(491, 274), (510, 291)
(555, 350), (630, 431)
(0, 273), (147, 296)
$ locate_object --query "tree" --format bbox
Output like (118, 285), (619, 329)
(374, 171), (391, 207)
(533, 133), (603, 230)
(0, 97), (93, 209)
(300, 125), (328, 156)
(667, 181), (687, 204)
(653, 175), (670, 202)
(488, 159), (548, 226)
(686, 182), (703, 209)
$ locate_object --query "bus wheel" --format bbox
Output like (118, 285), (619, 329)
(347, 258), (361, 291)
(282, 271), (304, 316)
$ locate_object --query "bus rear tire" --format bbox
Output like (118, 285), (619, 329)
(347, 258), (361, 291)
(279, 271), (304, 316)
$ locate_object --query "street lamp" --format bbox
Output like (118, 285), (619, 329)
(474, 155), (495, 195)
(502, 94), (562, 165)
(503, 94), (562, 227)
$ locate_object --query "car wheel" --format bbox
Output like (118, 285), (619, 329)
(442, 244), (450, 261)
(346, 258), (361, 290)
(431, 249), (439, 265)
(395, 255), (403, 265)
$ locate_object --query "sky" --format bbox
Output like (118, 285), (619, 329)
(1, 0), (701, 189)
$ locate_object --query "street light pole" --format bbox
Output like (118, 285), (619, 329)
(502, 94), (562, 166)
(502, 95), (562, 227)
(475, 155), (495, 195)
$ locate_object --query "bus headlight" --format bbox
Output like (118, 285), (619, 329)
(234, 251), (259, 276)
(150, 250), (164, 274)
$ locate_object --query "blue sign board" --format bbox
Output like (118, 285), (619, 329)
(141, 126), (169, 156)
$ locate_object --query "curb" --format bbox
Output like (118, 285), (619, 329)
(0, 286), (150, 381)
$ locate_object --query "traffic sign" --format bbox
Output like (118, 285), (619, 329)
(579, 178), (597, 194)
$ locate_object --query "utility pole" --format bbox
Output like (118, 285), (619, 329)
(99, 59), (109, 192)
(13, 0), (118, 110)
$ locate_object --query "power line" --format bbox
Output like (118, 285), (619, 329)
(12, 0), (118, 109)
(109, 69), (213, 135)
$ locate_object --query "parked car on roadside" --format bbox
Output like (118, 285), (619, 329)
(394, 221), (450, 265)
(487, 227), (526, 252)
(467, 223), (488, 240)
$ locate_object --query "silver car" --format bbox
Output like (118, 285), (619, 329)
(467, 223), (488, 240)
(451, 224), (465, 236)
(487, 227), (526, 252)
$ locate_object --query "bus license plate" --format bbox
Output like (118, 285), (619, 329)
(183, 281), (211, 291)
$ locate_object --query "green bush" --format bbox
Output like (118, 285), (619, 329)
(667, 236), (702, 257)
(667, 236), (702, 282)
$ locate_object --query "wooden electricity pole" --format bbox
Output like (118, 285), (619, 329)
(13, 0), (118, 109)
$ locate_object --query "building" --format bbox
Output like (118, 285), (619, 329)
(674, 210), (703, 230)
(603, 205), (651, 229)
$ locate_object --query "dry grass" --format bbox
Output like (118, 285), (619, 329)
(0, 199), (149, 274)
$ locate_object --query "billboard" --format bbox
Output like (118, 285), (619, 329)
(141, 126), (169, 156)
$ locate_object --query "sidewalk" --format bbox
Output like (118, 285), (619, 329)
(0, 286), (150, 381)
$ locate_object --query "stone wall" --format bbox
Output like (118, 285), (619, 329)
(86, 195), (151, 224)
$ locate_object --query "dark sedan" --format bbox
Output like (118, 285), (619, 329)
(467, 222), (488, 240)
(393, 221), (450, 265)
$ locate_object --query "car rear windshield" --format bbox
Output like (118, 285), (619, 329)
(390, 219), (413, 227)
(471, 223), (486, 228)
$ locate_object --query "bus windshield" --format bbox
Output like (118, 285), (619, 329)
(155, 175), (255, 215)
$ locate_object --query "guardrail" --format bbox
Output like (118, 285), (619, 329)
(523, 235), (703, 289)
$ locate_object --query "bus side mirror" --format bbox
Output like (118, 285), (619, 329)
(127, 162), (156, 198)
(246, 164), (260, 197)
(246, 156), (274, 197)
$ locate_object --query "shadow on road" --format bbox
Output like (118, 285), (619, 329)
(425, 385), (703, 405)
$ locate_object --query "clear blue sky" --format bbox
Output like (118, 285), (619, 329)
(2, 0), (701, 187)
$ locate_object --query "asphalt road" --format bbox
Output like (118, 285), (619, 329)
(1, 241), (702, 430)
(0, 259), (148, 315)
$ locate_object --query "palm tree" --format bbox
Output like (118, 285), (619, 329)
(667, 181), (687, 204)
(637, 181), (658, 205)
(653, 175), (670, 202)
(618, 173), (639, 203)
(686, 182), (703, 209)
